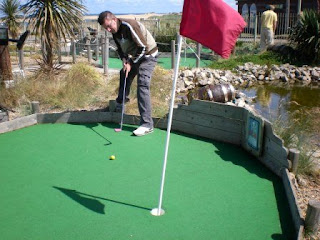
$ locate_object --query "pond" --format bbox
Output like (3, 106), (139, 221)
(239, 85), (320, 143)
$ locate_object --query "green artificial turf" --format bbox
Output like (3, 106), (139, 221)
(100, 57), (211, 70)
(0, 123), (295, 239)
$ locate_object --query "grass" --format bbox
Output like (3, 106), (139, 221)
(0, 63), (172, 119)
(209, 51), (284, 70)
(0, 63), (107, 113)
(271, 103), (319, 176)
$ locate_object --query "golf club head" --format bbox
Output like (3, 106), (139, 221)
(114, 128), (122, 132)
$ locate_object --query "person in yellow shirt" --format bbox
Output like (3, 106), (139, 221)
(260, 5), (277, 51)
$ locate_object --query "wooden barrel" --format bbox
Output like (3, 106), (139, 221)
(197, 83), (235, 103)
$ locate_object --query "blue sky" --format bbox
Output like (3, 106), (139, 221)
(83, 0), (237, 14)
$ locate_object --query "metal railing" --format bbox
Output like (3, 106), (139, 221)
(239, 12), (298, 43)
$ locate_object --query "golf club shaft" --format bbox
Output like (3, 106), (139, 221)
(119, 71), (127, 129)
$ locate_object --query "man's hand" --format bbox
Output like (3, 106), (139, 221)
(122, 58), (131, 77)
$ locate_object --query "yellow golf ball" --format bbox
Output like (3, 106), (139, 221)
(109, 155), (115, 160)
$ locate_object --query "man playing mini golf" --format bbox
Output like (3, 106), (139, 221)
(98, 11), (158, 136)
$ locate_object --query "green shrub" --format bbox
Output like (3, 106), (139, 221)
(155, 34), (177, 52)
(289, 10), (320, 64)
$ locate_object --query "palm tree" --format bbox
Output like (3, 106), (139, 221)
(0, 0), (20, 39)
(21, 0), (86, 68)
(0, 0), (19, 83)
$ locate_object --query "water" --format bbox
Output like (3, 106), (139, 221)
(240, 85), (320, 123)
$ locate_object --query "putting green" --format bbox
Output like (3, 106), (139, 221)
(0, 123), (294, 239)
(100, 56), (211, 70)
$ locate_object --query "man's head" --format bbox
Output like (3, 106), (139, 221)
(266, 5), (275, 11)
(98, 11), (118, 33)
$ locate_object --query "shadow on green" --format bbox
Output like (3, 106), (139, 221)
(53, 186), (152, 214)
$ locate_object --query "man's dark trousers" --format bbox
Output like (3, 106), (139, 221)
(116, 55), (157, 129)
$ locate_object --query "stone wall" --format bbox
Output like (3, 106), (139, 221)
(177, 63), (320, 94)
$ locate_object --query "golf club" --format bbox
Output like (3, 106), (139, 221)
(114, 69), (128, 132)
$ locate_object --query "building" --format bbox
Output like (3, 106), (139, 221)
(237, 0), (319, 34)
(237, 0), (319, 15)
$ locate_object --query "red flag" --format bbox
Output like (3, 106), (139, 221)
(180, 0), (246, 59)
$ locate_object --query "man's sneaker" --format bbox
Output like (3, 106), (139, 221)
(133, 126), (154, 136)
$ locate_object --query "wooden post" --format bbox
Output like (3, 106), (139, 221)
(171, 40), (175, 69)
(289, 148), (300, 174)
(95, 37), (99, 61)
(196, 42), (201, 68)
(57, 41), (62, 63)
(305, 200), (320, 235)
(18, 49), (24, 71)
(71, 38), (76, 64)
(31, 101), (40, 114)
(87, 43), (92, 63)
(101, 35), (105, 67)
(286, 0), (290, 30)
(297, 0), (302, 15)
(104, 37), (109, 75)
(254, 15), (258, 43)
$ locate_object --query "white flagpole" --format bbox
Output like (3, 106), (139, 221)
(151, 34), (183, 216)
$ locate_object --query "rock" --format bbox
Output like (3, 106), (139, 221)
(198, 78), (208, 86)
(272, 65), (280, 71)
(281, 75), (289, 82)
(213, 71), (220, 79)
(237, 65), (244, 71)
(194, 68), (201, 75)
(296, 175), (308, 187)
(207, 78), (214, 85)
(295, 70), (301, 77)
(220, 76), (228, 82)
(274, 72), (283, 80)
(302, 76), (311, 82)
(181, 70), (193, 78)
(283, 68), (290, 75)
(200, 72), (207, 79)
(258, 75), (265, 81)
(177, 79), (185, 90)
(312, 150), (320, 159)
(184, 79), (194, 87)
(237, 99), (246, 107)
(206, 72), (213, 78)
(289, 73), (296, 79)
(311, 70), (320, 80)
(302, 70), (310, 77)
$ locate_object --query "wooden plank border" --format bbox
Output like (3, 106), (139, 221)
(0, 114), (37, 134)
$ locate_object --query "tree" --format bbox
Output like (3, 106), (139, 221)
(0, 0), (20, 39)
(0, 0), (19, 84)
(21, 0), (86, 68)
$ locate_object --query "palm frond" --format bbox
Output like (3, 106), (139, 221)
(0, 0), (21, 38)
(21, 0), (87, 68)
(289, 10), (320, 63)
